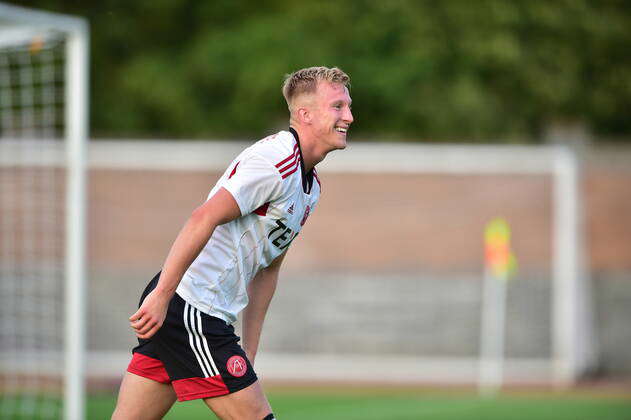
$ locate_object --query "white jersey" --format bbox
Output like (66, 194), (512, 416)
(176, 129), (321, 324)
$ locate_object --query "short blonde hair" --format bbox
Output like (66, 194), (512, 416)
(282, 66), (350, 110)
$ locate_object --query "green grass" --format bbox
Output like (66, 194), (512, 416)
(3, 388), (630, 419)
(86, 389), (631, 420)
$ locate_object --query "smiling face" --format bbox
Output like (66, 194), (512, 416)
(309, 80), (353, 152)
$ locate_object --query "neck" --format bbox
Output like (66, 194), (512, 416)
(289, 125), (325, 172)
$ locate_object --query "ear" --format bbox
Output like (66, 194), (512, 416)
(297, 107), (312, 125)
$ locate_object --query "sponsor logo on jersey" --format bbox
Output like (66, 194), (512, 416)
(268, 219), (298, 250)
(226, 355), (247, 377)
(287, 203), (294, 214)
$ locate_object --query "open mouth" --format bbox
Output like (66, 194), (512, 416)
(335, 127), (348, 134)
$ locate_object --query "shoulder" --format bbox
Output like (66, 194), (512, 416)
(246, 131), (299, 180)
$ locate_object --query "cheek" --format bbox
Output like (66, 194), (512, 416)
(317, 114), (334, 130)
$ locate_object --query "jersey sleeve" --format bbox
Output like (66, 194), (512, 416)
(221, 154), (283, 215)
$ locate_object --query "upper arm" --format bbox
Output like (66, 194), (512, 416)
(192, 187), (241, 226)
(264, 250), (287, 275)
(221, 154), (283, 216)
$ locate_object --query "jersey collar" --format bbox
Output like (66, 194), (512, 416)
(289, 127), (314, 194)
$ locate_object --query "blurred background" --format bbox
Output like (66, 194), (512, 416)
(13, 0), (631, 141)
(1, 1), (630, 419)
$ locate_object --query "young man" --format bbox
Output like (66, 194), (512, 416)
(112, 66), (353, 420)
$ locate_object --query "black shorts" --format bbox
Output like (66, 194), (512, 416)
(127, 272), (258, 401)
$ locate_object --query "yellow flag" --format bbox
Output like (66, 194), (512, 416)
(484, 218), (518, 280)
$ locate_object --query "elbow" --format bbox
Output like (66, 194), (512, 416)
(189, 205), (219, 229)
(189, 206), (207, 224)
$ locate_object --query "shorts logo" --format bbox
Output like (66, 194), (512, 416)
(226, 355), (247, 377)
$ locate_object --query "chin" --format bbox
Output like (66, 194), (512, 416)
(323, 134), (347, 153)
(331, 140), (347, 151)
(335, 134), (348, 149)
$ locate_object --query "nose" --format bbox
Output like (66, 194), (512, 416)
(344, 106), (354, 124)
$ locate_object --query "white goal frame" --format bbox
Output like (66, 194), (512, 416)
(320, 143), (595, 388)
(87, 140), (595, 388)
(0, 3), (88, 419)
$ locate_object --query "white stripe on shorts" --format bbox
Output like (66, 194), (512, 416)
(183, 302), (213, 377)
(194, 307), (220, 376)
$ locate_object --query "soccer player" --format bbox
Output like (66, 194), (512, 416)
(112, 66), (353, 420)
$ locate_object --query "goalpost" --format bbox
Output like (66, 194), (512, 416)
(86, 139), (596, 390)
(255, 142), (597, 388)
(0, 3), (88, 419)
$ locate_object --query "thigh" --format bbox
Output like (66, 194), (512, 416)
(203, 380), (272, 420)
(112, 372), (177, 420)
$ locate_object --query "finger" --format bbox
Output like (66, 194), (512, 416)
(137, 323), (160, 340)
(130, 316), (150, 331)
(136, 319), (157, 335)
(129, 308), (144, 322)
(130, 316), (147, 329)
(144, 322), (162, 339)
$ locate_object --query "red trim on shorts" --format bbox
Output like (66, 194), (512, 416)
(172, 375), (230, 401)
(127, 353), (171, 384)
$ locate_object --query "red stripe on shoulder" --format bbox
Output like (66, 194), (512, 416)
(253, 202), (270, 216)
(275, 144), (299, 168)
(281, 163), (300, 179)
(228, 161), (239, 179)
(278, 152), (299, 174)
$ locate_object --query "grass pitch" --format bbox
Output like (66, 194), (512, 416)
(88, 387), (631, 420)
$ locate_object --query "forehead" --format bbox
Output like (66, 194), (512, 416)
(315, 80), (351, 103)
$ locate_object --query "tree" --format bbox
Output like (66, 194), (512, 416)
(18, 0), (631, 142)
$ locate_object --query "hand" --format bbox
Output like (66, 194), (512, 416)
(129, 289), (169, 339)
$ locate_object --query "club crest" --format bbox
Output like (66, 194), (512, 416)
(226, 355), (247, 377)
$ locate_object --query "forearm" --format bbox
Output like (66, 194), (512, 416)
(131, 188), (240, 340)
(155, 188), (240, 297)
(130, 214), (218, 339)
(156, 212), (217, 297)
(242, 269), (279, 363)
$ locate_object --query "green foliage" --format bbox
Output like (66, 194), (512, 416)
(18, 0), (631, 141)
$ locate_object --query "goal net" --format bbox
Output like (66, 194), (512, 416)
(0, 4), (88, 419)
